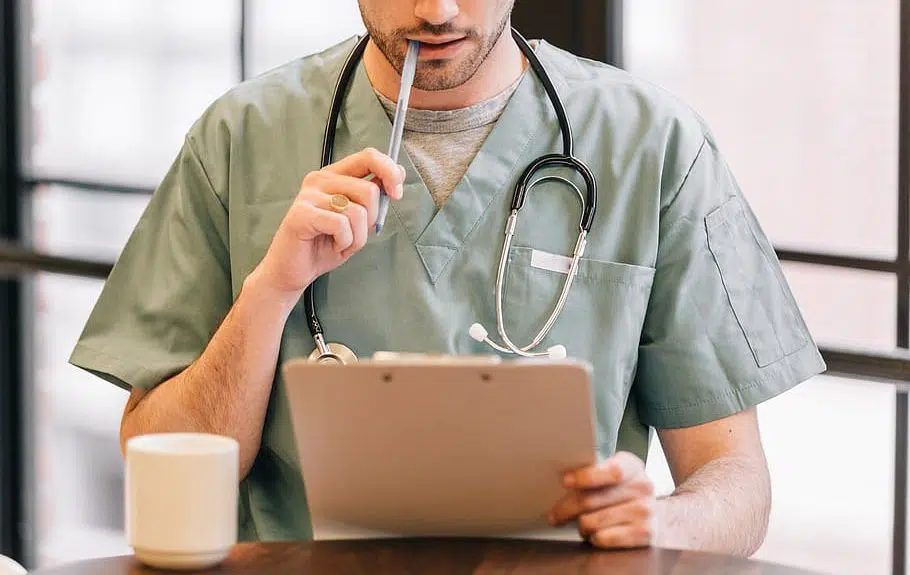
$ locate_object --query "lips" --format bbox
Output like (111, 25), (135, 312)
(412, 36), (466, 46)
(411, 37), (467, 59)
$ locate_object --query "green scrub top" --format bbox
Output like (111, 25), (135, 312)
(70, 36), (826, 541)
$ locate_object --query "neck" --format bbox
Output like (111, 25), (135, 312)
(364, 26), (526, 111)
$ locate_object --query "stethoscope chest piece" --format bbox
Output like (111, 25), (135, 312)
(307, 337), (358, 365)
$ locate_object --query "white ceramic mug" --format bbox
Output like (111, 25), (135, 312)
(125, 433), (239, 570)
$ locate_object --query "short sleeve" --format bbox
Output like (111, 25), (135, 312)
(69, 134), (232, 392)
(634, 136), (826, 429)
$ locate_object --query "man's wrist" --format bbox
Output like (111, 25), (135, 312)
(240, 266), (304, 321)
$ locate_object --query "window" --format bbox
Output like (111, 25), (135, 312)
(19, 2), (368, 567)
(2, 1), (908, 572)
(624, 0), (900, 260)
(627, 2), (907, 573)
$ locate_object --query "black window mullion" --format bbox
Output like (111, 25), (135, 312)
(0, 239), (112, 280)
(22, 176), (154, 196)
(604, 0), (623, 68)
(776, 249), (899, 273)
(0, 0), (25, 565)
(898, 0), (910, 350)
(895, 1), (910, 575)
(239, 0), (248, 82)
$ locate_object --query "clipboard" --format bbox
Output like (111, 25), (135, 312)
(281, 356), (598, 541)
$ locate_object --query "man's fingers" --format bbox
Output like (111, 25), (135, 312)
(322, 147), (406, 200)
(588, 523), (652, 550)
(299, 201), (354, 253)
(564, 451), (646, 490)
(576, 497), (654, 536)
(306, 172), (382, 226)
(548, 474), (651, 526)
(339, 201), (369, 258)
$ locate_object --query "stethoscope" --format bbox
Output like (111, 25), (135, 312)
(306, 28), (597, 365)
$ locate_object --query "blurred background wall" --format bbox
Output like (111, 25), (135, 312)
(0, 1), (905, 574)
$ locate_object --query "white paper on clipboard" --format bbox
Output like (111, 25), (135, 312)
(281, 358), (598, 542)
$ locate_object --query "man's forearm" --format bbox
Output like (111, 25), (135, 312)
(119, 268), (298, 478)
(653, 454), (772, 557)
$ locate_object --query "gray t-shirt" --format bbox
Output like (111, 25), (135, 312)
(376, 75), (523, 208)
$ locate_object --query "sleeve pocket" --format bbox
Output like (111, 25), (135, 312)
(705, 197), (808, 367)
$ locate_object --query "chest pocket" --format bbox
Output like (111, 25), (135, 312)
(499, 246), (655, 366)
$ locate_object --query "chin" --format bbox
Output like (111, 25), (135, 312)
(414, 62), (477, 92)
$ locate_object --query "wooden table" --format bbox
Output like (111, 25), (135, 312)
(31, 538), (826, 574)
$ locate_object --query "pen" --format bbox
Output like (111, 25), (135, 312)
(376, 40), (419, 234)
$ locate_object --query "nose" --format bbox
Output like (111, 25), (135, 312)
(414, 0), (459, 26)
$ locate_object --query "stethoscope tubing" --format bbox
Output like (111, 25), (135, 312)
(305, 27), (597, 362)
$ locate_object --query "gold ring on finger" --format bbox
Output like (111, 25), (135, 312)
(328, 194), (350, 213)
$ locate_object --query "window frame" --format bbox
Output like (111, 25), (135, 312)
(1, 0), (908, 572)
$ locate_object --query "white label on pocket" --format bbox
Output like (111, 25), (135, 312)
(530, 249), (573, 275)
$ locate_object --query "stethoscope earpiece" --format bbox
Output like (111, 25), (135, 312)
(547, 345), (567, 360)
(468, 322), (489, 343)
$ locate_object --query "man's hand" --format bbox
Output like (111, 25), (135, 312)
(254, 147), (406, 301)
(545, 410), (771, 556)
(548, 451), (656, 549)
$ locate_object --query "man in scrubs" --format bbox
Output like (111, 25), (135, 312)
(70, 0), (826, 556)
